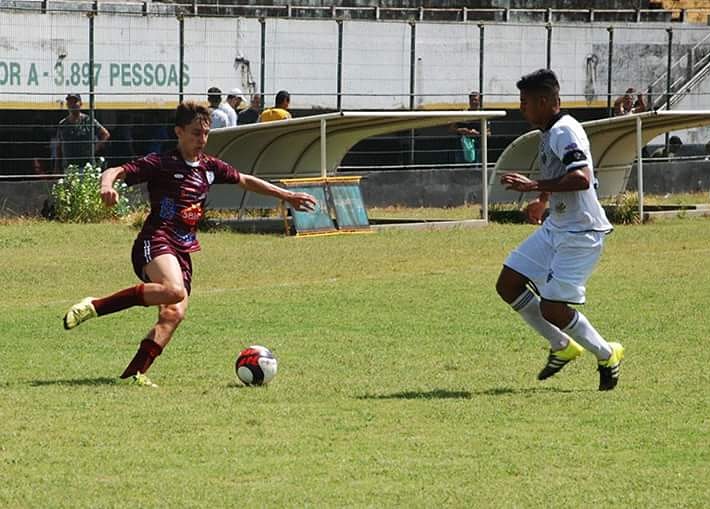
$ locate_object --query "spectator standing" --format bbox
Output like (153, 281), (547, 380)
(55, 93), (111, 171)
(220, 88), (247, 127)
(238, 94), (262, 125)
(259, 90), (292, 122)
(449, 91), (486, 163)
(207, 87), (229, 129)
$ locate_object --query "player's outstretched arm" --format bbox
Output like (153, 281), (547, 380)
(238, 173), (317, 212)
(99, 166), (126, 207)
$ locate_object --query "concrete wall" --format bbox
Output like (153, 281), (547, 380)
(360, 162), (710, 207)
(0, 182), (54, 216)
(2, 10), (707, 111)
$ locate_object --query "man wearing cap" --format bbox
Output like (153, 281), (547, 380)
(220, 88), (246, 127)
(55, 93), (111, 172)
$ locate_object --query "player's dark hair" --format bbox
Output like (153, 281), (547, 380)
(275, 90), (290, 107)
(516, 69), (560, 99)
(175, 101), (211, 127)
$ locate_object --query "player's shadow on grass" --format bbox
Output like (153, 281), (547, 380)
(30, 377), (118, 387)
(474, 386), (582, 396)
(359, 386), (582, 400)
(358, 389), (472, 400)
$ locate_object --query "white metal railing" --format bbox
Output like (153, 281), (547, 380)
(648, 31), (710, 110)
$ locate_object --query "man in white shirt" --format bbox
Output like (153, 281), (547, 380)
(219, 88), (246, 127)
(207, 87), (229, 129)
(495, 69), (624, 391)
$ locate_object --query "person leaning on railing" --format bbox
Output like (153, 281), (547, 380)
(613, 87), (647, 116)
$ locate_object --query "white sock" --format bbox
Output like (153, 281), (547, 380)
(563, 310), (612, 361)
(510, 289), (570, 351)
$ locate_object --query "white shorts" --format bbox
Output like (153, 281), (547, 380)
(503, 226), (606, 304)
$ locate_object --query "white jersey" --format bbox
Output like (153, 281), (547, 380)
(210, 107), (229, 129)
(219, 102), (237, 127)
(539, 113), (612, 233)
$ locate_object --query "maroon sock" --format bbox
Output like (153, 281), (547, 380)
(92, 284), (147, 317)
(120, 339), (163, 379)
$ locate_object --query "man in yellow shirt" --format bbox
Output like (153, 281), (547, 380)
(259, 90), (292, 122)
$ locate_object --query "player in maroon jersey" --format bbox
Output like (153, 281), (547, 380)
(62, 101), (316, 387)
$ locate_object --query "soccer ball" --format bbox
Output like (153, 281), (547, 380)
(235, 345), (278, 386)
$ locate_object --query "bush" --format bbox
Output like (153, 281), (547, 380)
(50, 161), (134, 222)
(604, 192), (641, 225)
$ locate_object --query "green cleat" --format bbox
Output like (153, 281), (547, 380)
(125, 372), (158, 388)
(598, 342), (624, 391)
(63, 297), (98, 330)
(538, 339), (584, 380)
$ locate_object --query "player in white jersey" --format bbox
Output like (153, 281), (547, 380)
(495, 69), (624, 391)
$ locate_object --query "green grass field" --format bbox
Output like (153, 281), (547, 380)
(2, 218), (710, 508)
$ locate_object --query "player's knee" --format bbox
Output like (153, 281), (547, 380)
(162, 283), (187, 304)
(496, 270), (524, 304)
(159, 304), (186, 324)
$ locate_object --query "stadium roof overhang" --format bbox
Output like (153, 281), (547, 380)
(205, 110), (507, 180)
(491, 110), (710, 202)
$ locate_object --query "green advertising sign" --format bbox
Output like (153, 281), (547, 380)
(280, 177), (370, 236)
(282, 181), (337, 236)
(329, 179), (370, 231)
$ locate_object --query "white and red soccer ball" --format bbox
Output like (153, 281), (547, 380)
(235, 345), (278, 386)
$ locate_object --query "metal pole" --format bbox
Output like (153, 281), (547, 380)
(409, 21), (416, 110)
(260, 18), (266, 109)
(478, 24), (484, 107)
(336, 20), (343, 111)
(178, 16), (184, 103)
(89, 12), (96, 165)
(666, 28), (673, 109)
(665, 28), (673, 150)
(546, 23), (552, 69)
(320, 119), (327, 178)
(409, 21), (416, 165)
(607, 26), (614, 117)
(636, 116), (644, 221)
(480, 117), (488, 223)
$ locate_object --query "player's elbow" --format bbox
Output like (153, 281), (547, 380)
(577, 174), (591, 189)
(566, 168), (591, 190)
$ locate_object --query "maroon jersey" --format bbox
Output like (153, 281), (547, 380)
(122, 150), (241, 252)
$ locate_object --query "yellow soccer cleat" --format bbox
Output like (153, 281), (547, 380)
(63, 297), (98, 330)
(537, 339), (584, 380)
(126, 372), (158, 388)
(598, 342), (624, 391)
